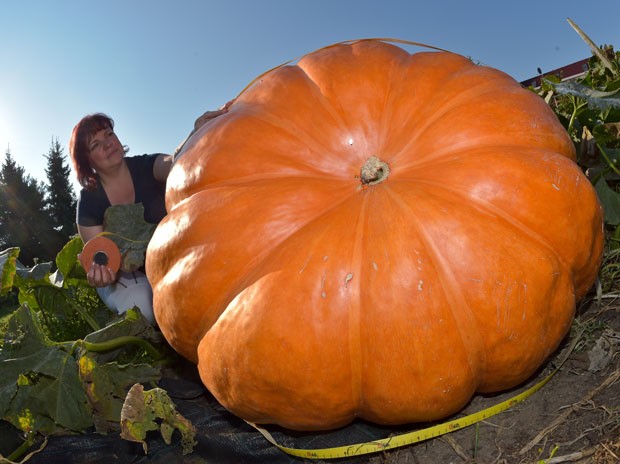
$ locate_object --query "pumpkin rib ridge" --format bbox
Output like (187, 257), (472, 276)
(391, 107), (564, 171)
(151, 178), (362, 360)
(391, 138), (542, 175)
(170, 172), (359, 197)
(197, 190), (378, 427)
(235, 107), (350, 174)
(391, 144), (569, 176)
(239, 187), (365, 272)
(347, 190), (370, 415)
(387, 72), (522, 167)
(245, 59), (362, 149)
(200, 181), (365, 323)
(240, 63), (351, 135)
(296, 42), (414, 161)
(371, 47), (408, 157)
(287, 64), (353, 135)
(407, 174), (571, 275)
(382, 186), (487, 386)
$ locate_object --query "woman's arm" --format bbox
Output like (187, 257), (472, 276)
(78, 224), (117, 287)
(153, 153), (173, 182)
(79, 224), (104, 244)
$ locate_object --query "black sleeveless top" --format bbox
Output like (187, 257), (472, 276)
(77, 154), (167, 227)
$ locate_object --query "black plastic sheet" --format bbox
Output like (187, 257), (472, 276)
(1, 367), (401, 464)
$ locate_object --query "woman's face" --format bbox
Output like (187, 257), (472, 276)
(87, 126), (124, 172)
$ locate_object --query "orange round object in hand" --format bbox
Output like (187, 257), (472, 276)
(80, 236), (121, 273)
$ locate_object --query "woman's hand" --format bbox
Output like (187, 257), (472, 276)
(86, 261), (117, 288)
(78, 225), (118, 287)
(174, 100), (236, 161)
(193, 99), (235, 130)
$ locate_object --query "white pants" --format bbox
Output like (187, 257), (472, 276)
(96, 270), (155, 324)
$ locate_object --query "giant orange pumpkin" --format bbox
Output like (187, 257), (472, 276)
(146, 40), (604, 431)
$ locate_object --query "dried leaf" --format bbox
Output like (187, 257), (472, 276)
(588, 329), (620, 372)
(79, 355), (160, 433)
(120, 383), (196, 455)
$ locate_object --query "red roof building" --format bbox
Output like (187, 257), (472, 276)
(520, 57), (590, 87)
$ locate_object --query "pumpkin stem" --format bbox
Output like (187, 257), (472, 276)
(360, 156), (390, 185)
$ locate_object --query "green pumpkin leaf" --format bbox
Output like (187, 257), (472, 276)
(0, 247), (20, 296)
(553, 80), (620, 111)
(15, 261), (53, 282)
(595, 177), (620, 225)
(52, 236), (87, 287)
(1, 305), (163, 437)
(84, 307), (162, 349)
(77, 308), (162, 432)
(0, 305), (93, 434)
(102, 204), (156, 272)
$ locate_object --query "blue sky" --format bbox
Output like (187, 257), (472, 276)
(1, 0), (619, 193)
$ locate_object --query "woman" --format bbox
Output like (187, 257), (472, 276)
(69, 107), (229, 323)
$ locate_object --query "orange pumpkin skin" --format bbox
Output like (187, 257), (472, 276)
(146, 40), (604, 431)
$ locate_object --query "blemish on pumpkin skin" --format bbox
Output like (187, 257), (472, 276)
(344, 273), (354, 285)
(299, 256), (311, 274)
(320, 273), (327, 298)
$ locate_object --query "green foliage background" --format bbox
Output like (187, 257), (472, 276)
(536, 45), (620, 293)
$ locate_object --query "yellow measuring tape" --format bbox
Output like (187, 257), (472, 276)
(248, 330), (582, 460)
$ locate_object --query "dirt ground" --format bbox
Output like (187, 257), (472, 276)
(361, 295), (620, 464)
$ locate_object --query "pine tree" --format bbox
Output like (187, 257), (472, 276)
(0, 150), (60, 265)
(44, 137), (77, 242)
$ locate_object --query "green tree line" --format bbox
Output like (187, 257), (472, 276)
(0, 139), (77, 266)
